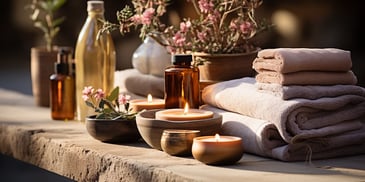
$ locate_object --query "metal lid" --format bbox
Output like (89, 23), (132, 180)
(87, 1), (104, 12)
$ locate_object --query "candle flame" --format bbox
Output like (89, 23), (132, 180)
(147, 94), (152, 103)
(215, 134), (220, 142)
(183, 103), (189, 115)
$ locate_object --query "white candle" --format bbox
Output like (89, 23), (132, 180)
(130, 94), (165, 112)
(155, 103), (213, 121)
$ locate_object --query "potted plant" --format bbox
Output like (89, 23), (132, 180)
(99, 0), (272, 82)
(82, 86), (141, 143)
(27, 0), (68, 107)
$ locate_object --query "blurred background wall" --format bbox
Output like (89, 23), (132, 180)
(1, 0), (364, 95)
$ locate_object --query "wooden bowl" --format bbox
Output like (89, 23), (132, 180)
(136, 109), (222, 150)
(85, 116), (141, 143)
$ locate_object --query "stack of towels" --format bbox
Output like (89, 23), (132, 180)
(201, 48), (365, 161)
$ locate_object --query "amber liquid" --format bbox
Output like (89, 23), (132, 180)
(164, 65), (200, 109)
(50, 74), (75, 120)
(75, 11), (116, 121)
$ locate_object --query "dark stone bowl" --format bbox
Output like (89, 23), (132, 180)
(85, 115), (141, 143)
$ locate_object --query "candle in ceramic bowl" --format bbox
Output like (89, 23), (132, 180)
(192, 134), (244, 165)
(155, 103), (213, 121)
(130, 94), (165, 112)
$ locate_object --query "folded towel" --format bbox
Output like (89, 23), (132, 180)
(202, 105), (365, 161)
(114, 69), (165, 98)
(202, 77), (365, 144)
(253, 48), (352, 73)
(256, 82), (365, 100)
(255, 70), (357, 85)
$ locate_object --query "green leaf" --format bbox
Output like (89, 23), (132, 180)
(99, 99), (106, 109)
(52, 0), (66, 11)
(53, 16), (65, 27)
(34, 21), (48, 33)
(85, 100), (95, 109)
(107, 87), (119, 101)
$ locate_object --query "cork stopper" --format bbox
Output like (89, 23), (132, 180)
(87, 1), (104, 12)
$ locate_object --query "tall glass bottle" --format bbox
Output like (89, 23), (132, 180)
(164, 54), (200, 109)
(50, 47), (75, 120)
(75, 1), (116, 121)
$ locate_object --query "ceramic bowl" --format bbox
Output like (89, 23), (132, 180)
(160, 129), (200, 156)
(136, 109), (222, 150)
(85, 116), (141, 143)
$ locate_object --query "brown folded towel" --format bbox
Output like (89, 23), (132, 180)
(255, 70), (357, 85)
(253, 48), (352, 73)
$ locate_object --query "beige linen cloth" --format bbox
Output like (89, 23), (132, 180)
(202, 105), (365, 161)
(202, 77), (365, 160)
(252, 48), (352, 73)
(114, 69), (164, 99)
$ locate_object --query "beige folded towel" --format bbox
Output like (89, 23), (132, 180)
(202, 105), (365, 161)
(256, 82), (365, 100)
(202, 77), (365, 144)
(255, 70), (357, 85)
(253, 48), (352, 73)
(114, 69), (165, 98)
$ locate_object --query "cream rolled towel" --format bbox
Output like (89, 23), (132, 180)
(201, 105), (285, 157)
(252, 48), (352, 73)
(202, 77), (365, 144)
(256, 82), (365, 100)
(255, 70), (357, 85)
(114, 69), (165, 98)
(202, 105), (365, 161)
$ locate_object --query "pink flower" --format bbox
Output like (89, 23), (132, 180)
(180, 21), (191, 33)
(173, 32), (186, 47)
(198, 0), (214, 14)
(197, 31), (207, 41)
(142, 8), (155, 25)
(131, 14), (143, 25)
(94, 89), (105, 99)
(118, 94), (131, 105)
(240, 21), (253, 34)
(82, 86), (93, 101)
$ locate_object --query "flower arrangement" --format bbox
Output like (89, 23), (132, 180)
(82, 86), (138, 120)
(100, 0), (271, 55)
(26, 0), (67, 52)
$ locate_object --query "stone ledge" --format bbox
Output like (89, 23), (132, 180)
(1, 88), (365, 182)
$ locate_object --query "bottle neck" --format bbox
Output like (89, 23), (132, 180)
(88, 11), (104, 18)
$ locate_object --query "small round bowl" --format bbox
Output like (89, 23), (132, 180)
(85, 115), (141, 143)
(192, 135), (244, 165)
(136, 109), (222, 150)
(160, 129), (200, 156)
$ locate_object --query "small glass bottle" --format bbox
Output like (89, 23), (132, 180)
(50, 47), (75, 120)
(75, 1), (116, 121)
(164, 54), (200, 109)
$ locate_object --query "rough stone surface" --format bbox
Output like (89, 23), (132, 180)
(1, 88), (365, 182)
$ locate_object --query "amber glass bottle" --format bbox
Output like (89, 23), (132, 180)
(50, 47), (75, 120)
(75, 1), (116, 121)
(164, 54), (200, 109)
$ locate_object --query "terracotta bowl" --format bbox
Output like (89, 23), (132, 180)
(85, 116), (141, 143)
(136, 109), (222, 150)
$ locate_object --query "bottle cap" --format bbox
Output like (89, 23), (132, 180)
(87, 1), (104, 12)
(172, 54), (192, 65)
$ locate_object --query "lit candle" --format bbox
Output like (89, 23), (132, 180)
(192, 134), (244, 165)
(155, 103), (213, 121)
(130, 94), (165, 112)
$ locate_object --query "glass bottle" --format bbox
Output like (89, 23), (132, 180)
(164, 54), (200, 109)
(50, 47), (75, 120)
(75, 1), (116, 121)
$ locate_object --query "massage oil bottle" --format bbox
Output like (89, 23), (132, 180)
(50, 47), (75, 120)
(164, 54), (200, 109)
(75, 1), (116, 121)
